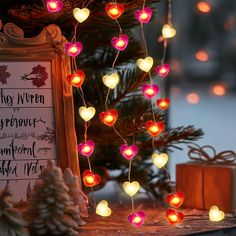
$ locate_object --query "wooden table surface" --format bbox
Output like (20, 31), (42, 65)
(79, 206), (236, 236)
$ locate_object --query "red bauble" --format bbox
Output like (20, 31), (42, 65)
(82, 169), (101, 187)
(99, 109), (118, 127)
(105, 3), (125, 20)
(166, 192), (185, 208)
(145, 120), (165, 137)
(156, 98), (170, 110)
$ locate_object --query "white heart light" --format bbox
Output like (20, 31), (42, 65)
(137, 57), (153, 72)
(79, 106), (96, 122)
(73, 8), (90, 23)
(162, 24), (176, 39)
(102, 73), (119, 89)
(96, 200), (112, 217)
(123, 181), (140, 197)
(209, 206), (225, 222)
(152, 153), (168, 168)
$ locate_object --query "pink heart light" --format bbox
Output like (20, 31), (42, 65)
(142, 84), (159, 99)
(78, 140), (95, 157)
(128, 211), (145, 227)
(134, 7), (153, 24)
(111, 34), (129, 51)
(155, 64), (170, 78)
(46, 0), (64, 13)
(65, 42), (83, 57)
(120, 144), (138, 160)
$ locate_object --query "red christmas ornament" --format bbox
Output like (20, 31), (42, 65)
(105, 3), (125, 20)
(156, 98), (170, 110)
(145, 120), (165, 137)
(99, 109), (118, 127)
(67, 70), (85, 87)
(166, 209), (184, 225)
(166, 192), (185, 208)
(82, 169), (101, 187)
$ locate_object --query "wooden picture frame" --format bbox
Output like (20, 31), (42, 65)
(0, 23), (80, 199)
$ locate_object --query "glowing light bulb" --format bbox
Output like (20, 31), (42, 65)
(195, 50), (208, 61)
(82, 169), (101, 187)
(134, 7), (153, 24)
(155, 64), (170, 78)
(209, 206), (225, 222)
(186, 92), (200, 104)
(46, 0), (63, 12)
(73, 8), (90, 23)
(142, 84), (159, 99)
(196, 2), (211, 14)
(99, 109), (118, 126)
(156, 98), (170, 110)
(166, 192), (185, 208)
(79, 106), (96, 122)
(123, 181), (140, 197)
(166, 209), (184, 224)
(78, 140), (95, 157)
(96, 200), (112, 217)
(162, 24), (176, 39)
(105, 3), (125, 20)
(128, 211), (145, 227)
(102, 73), (119, 89)
(111, 34), (129, 51)
(146, 120), (165, 137)
(137, 57), (154, 72)
(67, 70), (85, 87)
(120, 144), (139, 160)
(212, 84), (226, 96)
(65, 42), (83, 57)
(152, 153), (168, 168)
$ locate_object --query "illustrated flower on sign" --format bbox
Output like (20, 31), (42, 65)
(21, 64), (48, 88)
(0, 65), (11, 85)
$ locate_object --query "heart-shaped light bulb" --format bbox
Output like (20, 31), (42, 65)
(82, 169), (101, 187)
(156, 98), (170, 110)
(105, 3), (125, 20)
(134, 7), (153, 24)
(79, 106), (96, 122)
(152, 153), (168, 168)
(73, 8), (90, 23)
(66, 70), (85, 87)
(155, 64), (170, 78)
(111, 34), (129, 51)
(166, 192), (185, 208)
(162, 24), (176, 39)
(123, 181), (140, 197)
(65, 42), (83, 57)
(209, 206), (225, 222)
(96, 200), (112, 217)
(46, 0), (63, 12)
(99, 109), (118, 127)
(142, 84), (159, 99)
(128, 211), (145, 227)
(120, 144), (139, 160)
(137, 57), (153, 72)
(166, 209), (184, 224)
(146, 120), (165, 137)
(78, 140), (95, 157)
(102, 73), (119, 89)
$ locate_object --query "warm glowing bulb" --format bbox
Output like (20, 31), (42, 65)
(110, 8), (119, 16)
(212, 84), (226, 96)
(96, 200), (112, 217)
(169, 214), (178, 222)
(65, 42), (83, 57)
(70, 46), (78, 54)
(166, 209), (184, 224)
(105, 115), (114, 123)
(186, 93), (200, 104)
(102, 73), (119, 89)
(99, 109), (118, 127)
(67, 70), (85, 87)
(73, 8), (90, 23)
(195, 50), (208, 61)
(171, 197), (181, 205)
(133, 216), (142, 223)
(196, 2), (211, 13)
(160, 68), (167, 74)
(116, 39), (125, 47)
(79, 106), (96, 122)
(49, 2), (57, 9)
(78, 140), (95, 157)
(85, 176), (94, 184)
(123, 181), (140, 197)
(162, 24), (176, 39)
(209, 206), (225, 222)
(83, 145), (91, 154)
(46, 0), (63, 12)
(149, 125), (159, 133)
(152, 153), (168, 168)
(140, 12), (148, 20)
(128, 211), (145, 227)
(137, 57), (154, 72)
(124, 148), (133, 157)
(146, 88), (154, 96)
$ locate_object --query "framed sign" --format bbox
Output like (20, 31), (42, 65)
(0, 23), (80, 200)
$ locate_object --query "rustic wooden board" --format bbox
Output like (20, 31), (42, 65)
(79, 206), (236, 236)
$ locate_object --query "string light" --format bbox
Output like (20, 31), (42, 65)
(162, 24), (176, 39)
(166, 192), (185, 208)
(46, 0), (63, 12)
(155, 64), (170, 78)
(111, 34), (129, 51)
(99, 109), (118, 126)
(105, 3), (125, 20)
(102, 73), (120, 89)
(209, 206), (225, 222)
(78, 140), (95, 157)
(73, 8), (90, 23)
(120, 144), (139, 160)
(134, 7), (153, 24)
(146, 120), (165, 137)
(82, 169), (101, 187)
(79, 106), (96, 122)
(142, 84), (159, 99)
(96, 200), (112, 217)
(166, 209), (184, 224)
(65, 42), (83, 57)
(123, 181), (140, 197)
(128, 211), (146, 227)
(137, 57), (154, 72)
(152, 153), (168, 168)
(66, 70), (85, 87)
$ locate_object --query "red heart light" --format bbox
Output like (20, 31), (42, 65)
(166, 192), (185, 208)
(142, 84), (159, 99)
(111, 34), (129, 51)
(128, 211), (145, 227)
(99, 109), (118, 127)
(145, 120), (165, 137)
(166, 209), (184, 225)
(156, 98), (170, 110)
(66, 70), (85, 87)
(155, 64), (170, 78)
(82, 169), (101, 187)
(105, 3), (125, 20)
